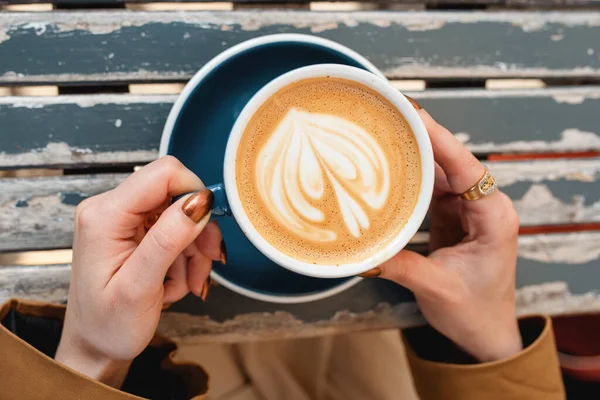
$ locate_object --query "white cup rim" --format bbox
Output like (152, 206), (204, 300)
(224, 64), (434, 279)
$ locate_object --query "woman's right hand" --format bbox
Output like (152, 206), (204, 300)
(55, 156), (226, 388)
(368, 99), (523, 363)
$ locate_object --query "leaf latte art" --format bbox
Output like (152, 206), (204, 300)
(255, 108), (390, 241)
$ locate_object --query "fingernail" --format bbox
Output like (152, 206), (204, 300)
(181, 189), (214, 224)
(405, 95), (422, 110)
(219, 240), (227, 265)
(162, 303), (172, 310)
(144, 213), (159, 230)
(358, 267), (382, 278)
(200, 276), (211, 302)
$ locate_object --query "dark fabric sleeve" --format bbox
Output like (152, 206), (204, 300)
(0, 298), (208, 400)
(402, 315), (566, 400)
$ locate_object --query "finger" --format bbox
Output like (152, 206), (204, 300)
(187, 251), (212, 299)
(433, 162), (452, 197)
(163, 253), (189, 304)
(378, 250), (443, 297)
(195, 221), (226, 264)
(104, 156), (204, 223)
(144, 199), (171, 231)
(412, 107), (516, 240)
(417, 109), (487, 195)
(429, 195), (466, 251)
(115, 188), (214, 292)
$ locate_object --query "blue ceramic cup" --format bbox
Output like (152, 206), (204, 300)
(159, 34), (432, 303)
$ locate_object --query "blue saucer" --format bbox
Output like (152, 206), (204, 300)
(161, 35), (383, 303)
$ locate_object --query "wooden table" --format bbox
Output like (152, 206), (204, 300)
(1, 0), (599, 344)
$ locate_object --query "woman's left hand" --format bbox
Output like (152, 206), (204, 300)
(55, 156), (225, 388)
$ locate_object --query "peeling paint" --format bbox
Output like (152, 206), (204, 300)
(0, 141), (157, 167)
(310, 22), (339, 34)
(383, 64), (600, 79)
(21, 22), (47, 36)
(513, 184), (600, 226)
(553, 94), (587, 104)
(0, 30), (9, 45)
(1, 11), (599, 42)
(516, 281), (600, 317)
(0, 94), (177, 108)
(458, 129), (600, 154)
(487, 158), (600, 186)
(3, 262), (600, 340)
(518, 232), (600, 264)
(411, 87), (600, 100)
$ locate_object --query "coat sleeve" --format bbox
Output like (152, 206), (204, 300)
(402, 315), (565, 400)
(0, 298), (209, 400)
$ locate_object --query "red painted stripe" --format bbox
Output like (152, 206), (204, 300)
(488, 151), (599, 161)
(519, 223), (600, 235)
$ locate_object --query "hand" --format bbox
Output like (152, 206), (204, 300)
(55, 156), (226, 388)
(369, 99), (522, 362)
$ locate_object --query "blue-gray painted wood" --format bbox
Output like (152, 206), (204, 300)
(1, 159), (598, 251)
(1, 11), (599, 83)
(1, 88), (599, 168)
(2, 232), (598, 340)
(4, 0), (600, 4)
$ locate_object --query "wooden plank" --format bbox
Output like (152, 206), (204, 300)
(2, 87), (599, 168)
(0, 95), (171, 168)
(1, 158), (598, 251)
(0, 174), (126, 251)
(1, 232), (598, 342)
(3, 0), (600, 4)
(1, 11), (599, 84)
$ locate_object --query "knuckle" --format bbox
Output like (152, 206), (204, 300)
(158, 155), (183, 173)
(148, 224), (178, 255)
(497, 192), (520, 236)
(74, 197), (98, 229)
(390, 264), (408, 285)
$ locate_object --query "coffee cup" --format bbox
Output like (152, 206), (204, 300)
(185, 64), (434, 279)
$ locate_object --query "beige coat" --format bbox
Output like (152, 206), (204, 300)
(0, 299), (565, 399)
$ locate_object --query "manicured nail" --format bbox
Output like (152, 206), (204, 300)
(200, 276), (211, 301)
(162, 303), (172, 310)
(144, 212), (159, 230)
(405, 95), (422, 110)
(358, 267), (382, 278)
(181, 189), (214, 224)
(220, 240), (227, 265)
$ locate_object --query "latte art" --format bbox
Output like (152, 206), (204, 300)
(256, 108), (390, 241)
(236, 77), (420, 265)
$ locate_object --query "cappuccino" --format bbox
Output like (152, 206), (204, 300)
(236, 77), (420, 265)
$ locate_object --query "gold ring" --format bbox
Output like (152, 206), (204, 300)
(461, 168), (497, 201)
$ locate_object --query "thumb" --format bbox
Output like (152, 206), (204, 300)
(377, 250), (442, 297)
(116, 188), (214, 291)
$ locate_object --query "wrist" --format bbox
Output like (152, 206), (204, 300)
(464, 319), (523, 362)
(55, 335), (132, 389)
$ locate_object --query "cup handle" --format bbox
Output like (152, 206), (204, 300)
(206, 183), (231, 219)
(173, 183), (231, 220)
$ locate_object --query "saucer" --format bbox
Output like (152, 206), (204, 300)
(161, 34), (384, 303)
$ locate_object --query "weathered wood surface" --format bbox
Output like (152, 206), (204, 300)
(4, 0), (600, 5)
(0, 174), (126, 251)
(1, 159), (598, 251)
(2, 87), (599, 168)
(1, 232), (599, 342)
(1, 11), (599, 84)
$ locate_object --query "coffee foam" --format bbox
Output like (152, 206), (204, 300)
(236, 77), (421, 265)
